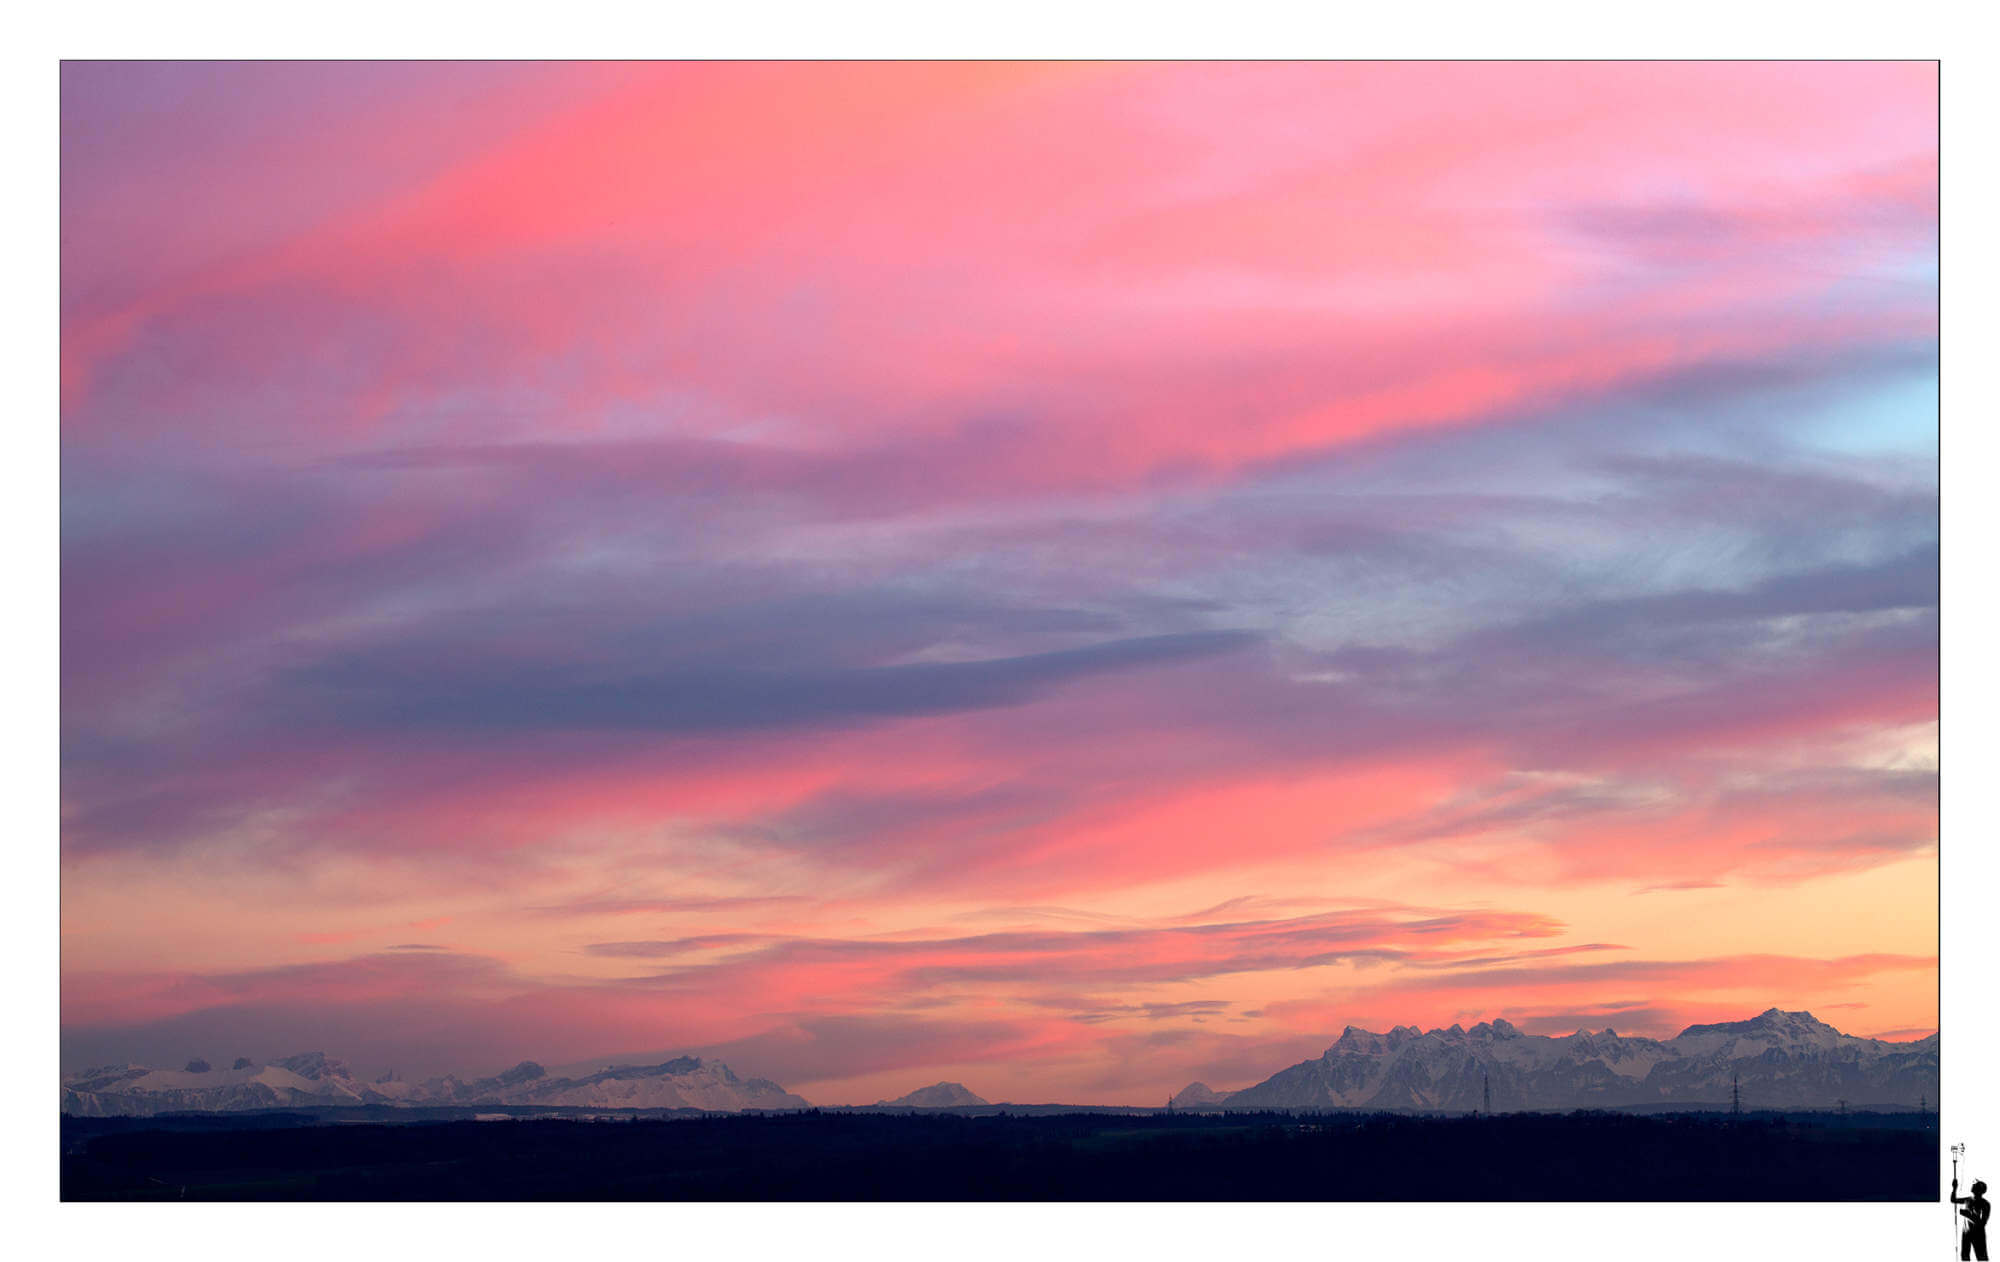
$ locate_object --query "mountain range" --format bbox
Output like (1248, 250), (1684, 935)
(60, 1008), (1935, 1117)
(1175, 1009), (1937, 1112)
(61, 1052), (808, 1117)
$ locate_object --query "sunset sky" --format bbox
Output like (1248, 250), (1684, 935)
(59, 61), (1938, 1105)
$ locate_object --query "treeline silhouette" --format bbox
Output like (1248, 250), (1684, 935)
(62, 1108), (1937, 1201)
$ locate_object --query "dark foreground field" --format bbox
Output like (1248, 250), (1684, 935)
(62, 1109), (1937, 1201)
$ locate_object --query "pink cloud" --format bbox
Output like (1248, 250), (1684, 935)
(62, 63), (1937, 1098)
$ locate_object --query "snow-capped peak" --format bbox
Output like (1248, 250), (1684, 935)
(1225, 1008), (1934, 1113)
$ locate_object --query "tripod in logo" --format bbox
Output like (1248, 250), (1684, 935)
(1953, 1143), (1992, 1260)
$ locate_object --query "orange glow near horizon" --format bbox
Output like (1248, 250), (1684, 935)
(61, 61), (1936, 1103)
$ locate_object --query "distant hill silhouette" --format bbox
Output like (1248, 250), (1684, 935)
(62, 1109), (1940, 1201)
(877, 1082), (988, 1109)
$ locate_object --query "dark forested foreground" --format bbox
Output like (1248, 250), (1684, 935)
(62, 1109), (1938, 1201)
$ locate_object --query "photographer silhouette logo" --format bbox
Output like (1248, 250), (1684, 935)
(1954, 1143), (1992, 1260)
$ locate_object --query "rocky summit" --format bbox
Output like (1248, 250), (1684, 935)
(1176, 1010), (1936, 1112)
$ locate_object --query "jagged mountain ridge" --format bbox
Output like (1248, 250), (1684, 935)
(61, 1052), (810, 1117)
(1184, 1009), (1937, 1112)
(61, 1008), (1937, 1117)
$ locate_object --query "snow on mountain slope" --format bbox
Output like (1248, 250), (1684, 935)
(61, 1052), (810, 1116)
(489, 1057), (810, 1111)
(57, 1009), (1934, 1117)
(1225, 1009), (1937, 1112)
(60, 1055), (375, 1116)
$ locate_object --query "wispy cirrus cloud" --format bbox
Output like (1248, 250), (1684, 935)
(61, 62), (1937, 1100)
